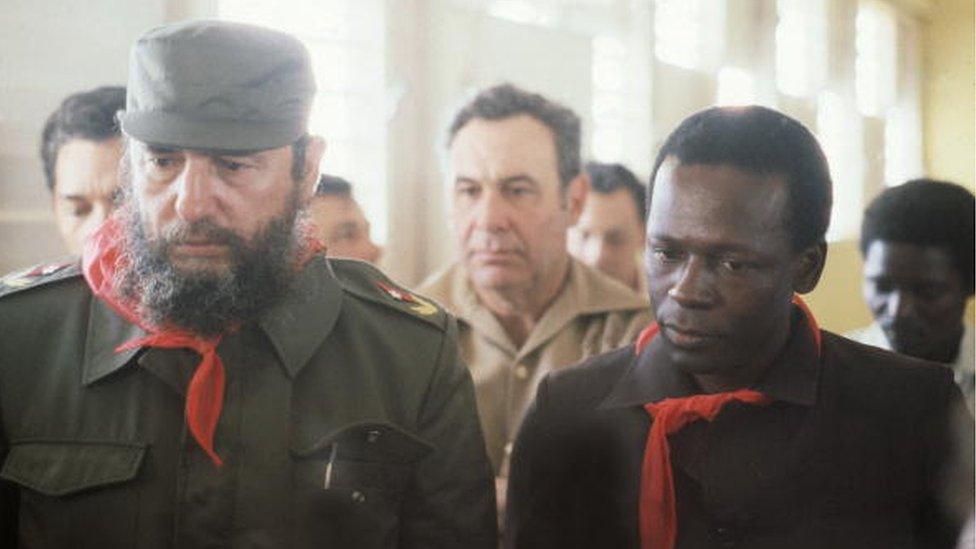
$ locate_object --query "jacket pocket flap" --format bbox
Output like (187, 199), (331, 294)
(1, 441), (146, 497)
(293, 421), (433, 463)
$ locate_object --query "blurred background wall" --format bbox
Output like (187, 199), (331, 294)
(1, 0), (972, 332)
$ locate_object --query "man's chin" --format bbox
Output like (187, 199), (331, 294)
(468, 265), (530, 292)
(169, 256), (234, 278)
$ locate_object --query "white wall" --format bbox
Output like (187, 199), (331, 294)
(0, 0), (169, 273)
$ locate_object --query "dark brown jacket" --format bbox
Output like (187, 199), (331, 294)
(0, 256), (496, 548)
(506, 310), (974, 548)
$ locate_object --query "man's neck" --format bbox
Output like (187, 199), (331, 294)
(692, 317), (793, 394)
(473, 257), (571, 349)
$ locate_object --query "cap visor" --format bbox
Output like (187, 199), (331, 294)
(120, 111), (305, 153)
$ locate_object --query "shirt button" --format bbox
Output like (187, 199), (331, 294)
(514, 364), (529, 380)
(351, 490), (366, 504)
(366, 429), (381, 443)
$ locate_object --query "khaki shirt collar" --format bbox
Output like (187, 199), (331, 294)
(83, 254), (343, 385)
(444, 258), (648, 359)
(600, 306), (821, 409)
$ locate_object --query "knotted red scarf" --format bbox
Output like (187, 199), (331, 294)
(635, 295), (820, 549)
(82, 214), (324, 467)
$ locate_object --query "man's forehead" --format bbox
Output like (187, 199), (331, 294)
(648, 159), (792, 246)
(581, 190), (643, 227)
(864, 240), (959, 279)
(450, 116), (559, 174)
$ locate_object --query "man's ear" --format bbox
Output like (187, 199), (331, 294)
(566, 171), (589, 224)
(300, 136), (327, 201)
(792, 241), (827, 294)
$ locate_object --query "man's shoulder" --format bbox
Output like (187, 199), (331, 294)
(542, 345), (636, 410)
(0, 257), (84, 302)
(823, 331), (957, 411)
(329, 258), (451, 333)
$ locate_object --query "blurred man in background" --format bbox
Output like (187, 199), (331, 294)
(568, 161), (646, 293)
(847, 179), (975, 410)
(41, 86), (126, 254)
(420, 83), (651, 490)
(308, 174), (382, 264)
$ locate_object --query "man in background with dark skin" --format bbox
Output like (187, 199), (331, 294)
(847, 179), (975, 410)
(307, 174), (383, 264)
(568, 161), (647, 293)
(505, 106), (973, 548)
(41, 86), (126, 254)
(0, 20), (495, 548)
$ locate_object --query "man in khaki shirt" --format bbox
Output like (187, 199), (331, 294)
(419, 84), (651, 480)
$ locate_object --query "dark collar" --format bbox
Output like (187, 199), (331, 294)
(600, 306), (821, 409)
(83, 254), (344, 385)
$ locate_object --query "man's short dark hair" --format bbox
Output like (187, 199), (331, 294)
(41, 86), (126, 191)
(315, 174), (353, 198)
(649, 106), (833, 251)
(447, 83), (581, 189)
(585, 162), (646, 225)
(860, 179), (975, 295)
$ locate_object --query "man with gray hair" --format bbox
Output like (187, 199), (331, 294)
(419, 84), (650, 498)
(0, 20), (495, 547)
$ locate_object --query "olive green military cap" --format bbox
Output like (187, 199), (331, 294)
(119, 20), (315, 153)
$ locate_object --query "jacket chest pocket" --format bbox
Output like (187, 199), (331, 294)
(291, 422), (433, 546)
(0, 440), (146, 548)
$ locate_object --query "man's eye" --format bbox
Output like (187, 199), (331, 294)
(652, 248), (683, 263)
(148, 157), (175, 168)
(218, 159), (249, 171)
(456, 185), (480, 198)
(71, 203), (92, 217)
(720, 259), (747, 273)
(507, 186), (533, 197)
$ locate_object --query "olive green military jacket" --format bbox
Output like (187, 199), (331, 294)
(418, 259), (652, 474)
(0, 256), (496, 548)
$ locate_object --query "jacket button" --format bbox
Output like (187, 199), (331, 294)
(709, 525), (737, 546)
(514, 364), (529, 380)
(351, 490), (366, 504)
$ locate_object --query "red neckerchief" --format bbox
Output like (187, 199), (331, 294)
(635, 295), (821, 549)
(82, 214), (325, 467)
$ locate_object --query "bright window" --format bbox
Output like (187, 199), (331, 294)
(654, 0), (704, 70)
(218, 0), (389, 244)
(716, 67), (756, 106)
(855, 0), (897, 117)
(817, 91), (864, 241)
(591, 34), (627, 162)
(775, 0), (827, 98)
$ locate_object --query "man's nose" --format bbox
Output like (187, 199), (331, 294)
(667, 256), (715, 308)
(174, 159), (219, 222)
(474, 190), (510, 231)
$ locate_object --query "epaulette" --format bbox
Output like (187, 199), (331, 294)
(0, 257), (82, 299)
(330, 258), (448, 332)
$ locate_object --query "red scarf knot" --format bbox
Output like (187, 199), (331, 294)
(640, 390), (772, 549)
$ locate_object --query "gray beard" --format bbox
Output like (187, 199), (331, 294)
(118, 198), (302, 337)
